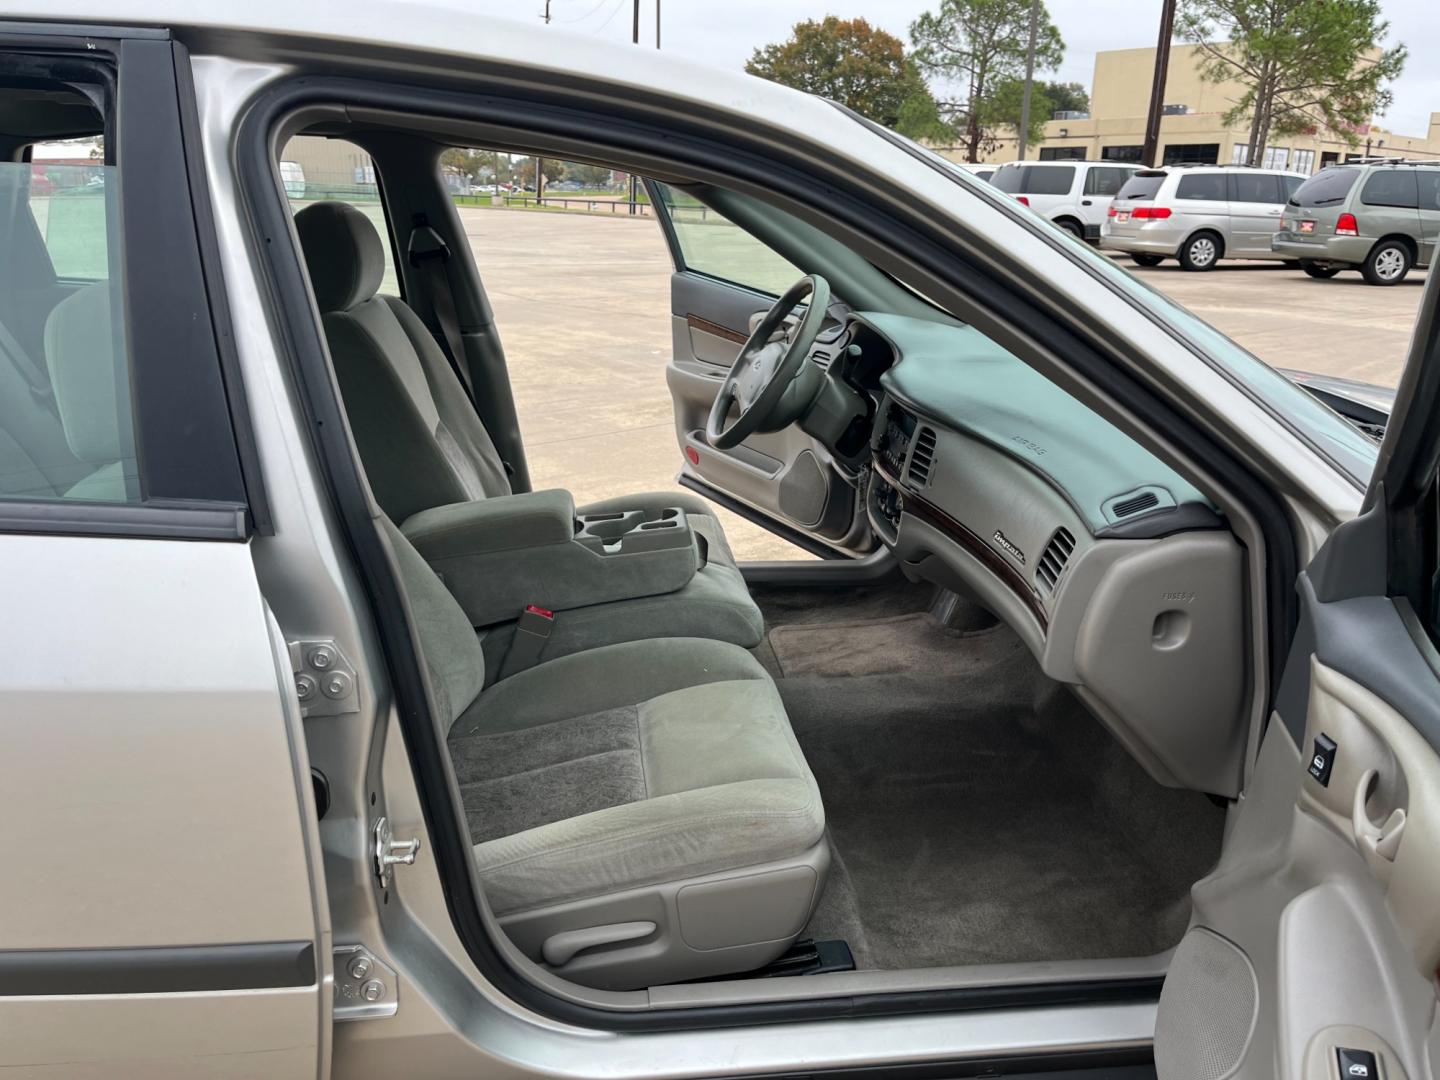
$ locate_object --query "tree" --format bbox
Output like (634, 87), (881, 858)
(565, 162), (614, 188)
(746, 17), (947, 135)
(1177, 0), (1406, 166)
(910, 0), (1065, 162)
(986, 77), (1091, 149)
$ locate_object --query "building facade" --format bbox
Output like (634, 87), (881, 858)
(937, 44), (1440, 174)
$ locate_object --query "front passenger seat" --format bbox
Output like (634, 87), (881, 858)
(294, 201), (762, 669)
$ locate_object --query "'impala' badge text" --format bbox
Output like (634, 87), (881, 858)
(992, 530), (1026, 565)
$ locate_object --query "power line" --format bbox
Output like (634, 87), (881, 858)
(593, 0), (626, 33)
(557, 0), (611, 24)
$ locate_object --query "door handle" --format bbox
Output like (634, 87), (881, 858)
(1352, 768), (1406, 870)
(1081, 199), (1093, 206)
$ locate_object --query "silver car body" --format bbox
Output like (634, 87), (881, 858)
(8, 4), (1440, 1080)
(1103, 166), (1306, 265)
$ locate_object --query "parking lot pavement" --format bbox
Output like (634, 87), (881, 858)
(459, 207), (1422, 561)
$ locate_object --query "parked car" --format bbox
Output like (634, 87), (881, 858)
(1101, 165), (1305, 270)
(4, 7), (1440, 1080)
(1272, 160), (1440, 285)
(989, 159), (1140, 242)
(945, 161), (997, 183)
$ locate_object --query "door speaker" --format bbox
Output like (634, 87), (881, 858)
(778, 450), (828, 527)
(1154, 928), (1258, 1080)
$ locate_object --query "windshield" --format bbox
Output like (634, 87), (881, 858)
(1116, 174), (1165, 201)
(855, 115), (1379, 487)
(1289, 167), (1361, 207)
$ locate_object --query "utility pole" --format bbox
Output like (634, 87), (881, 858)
(1141, 0), (1176, 168)
(629, 0), (641, 214)
(536, 0), (551, 205)
(655, 0), (660, 49)
(1016, 0), (1040, 161)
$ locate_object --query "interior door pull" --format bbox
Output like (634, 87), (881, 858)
(1352, 768), (1406, 867)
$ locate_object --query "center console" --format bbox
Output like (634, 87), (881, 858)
(402, 489), (703, 628)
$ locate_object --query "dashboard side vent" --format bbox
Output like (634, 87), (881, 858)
(1111, 490), (1160, 518)
(1036, 527), (1076, 595)
(906, 427), (937, 487)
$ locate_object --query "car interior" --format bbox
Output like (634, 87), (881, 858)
(266, 116), (1249, 999)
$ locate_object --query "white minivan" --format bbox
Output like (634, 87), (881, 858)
(989, 160), (1140, 242)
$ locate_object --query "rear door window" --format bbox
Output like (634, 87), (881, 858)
(282, 136), (401, 296)
(1228, 173), (1282, 203)
(1291, 168), (1360, 207)
(1175, 174), (1226, 201)
(991, 164), (1074, 195)
(1418, 171), (1440, 212)
(1360, 170), (1419, 209)
(1083, 167), (1132, 197)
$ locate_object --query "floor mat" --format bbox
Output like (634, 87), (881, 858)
(755, 593), (1226, 971)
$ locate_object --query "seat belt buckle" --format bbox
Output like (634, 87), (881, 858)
(500, 604), (555, 679)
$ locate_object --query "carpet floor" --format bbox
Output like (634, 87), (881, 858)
(751, 581), (1225, 971)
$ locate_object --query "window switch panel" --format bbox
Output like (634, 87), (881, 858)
(1308, 733), (1337, 787)
(1336, 1047), (1378, 1079)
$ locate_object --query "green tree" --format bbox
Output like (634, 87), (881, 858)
(985, 77), (1091, 149)
(910, 0), (1065, 162)
(746, 16), (947, 134)
(1177, 0), (1406, 165)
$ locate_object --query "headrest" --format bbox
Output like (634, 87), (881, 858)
(294, 201), (387, 313)
(43, 283), (126, 465)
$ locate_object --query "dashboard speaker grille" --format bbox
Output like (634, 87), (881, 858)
(906, 427), (937, 487)
(1035, 527), (1075, 595)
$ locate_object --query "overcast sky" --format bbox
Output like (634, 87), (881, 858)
(516, 0), (1439, 136)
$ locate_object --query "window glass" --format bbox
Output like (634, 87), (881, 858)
(1292, 149), (1316, 175)
(282, 135), (401, 296)
(1116, 173), (1165, 200)
(1162, 143), (1219, 166)
(1230, 144), (1248, 165)
(1084, 166), (1132, 197)
(1024, 165), (1076, 194)
(1261, 146), (1290, 171)
(1360, 170), (1419, 210)
(1176, 173), (1226, 200)
(1417, 171), (1440, 212)
(1037, 146), (1085, 162)
(653, 183), (801, 297)
(1102, 145), (1144, 163)
(1228, 173), (1281, 203)
(1290, 167), (1360, 206)
(2, 115), (137, 503)
(1283, 175), (1304, 199)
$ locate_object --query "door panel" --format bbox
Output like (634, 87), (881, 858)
(0, 535), (327, 1076)
(666, 272), (872, 555)
(1153, 271), (1440, 1077)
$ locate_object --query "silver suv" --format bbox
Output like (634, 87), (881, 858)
(1272, 160), (1440, 285)
(1102, 165), (1305, 271)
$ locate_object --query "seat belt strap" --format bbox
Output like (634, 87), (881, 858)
(499, 604), (555, 679)
(407, 215), (477, 407)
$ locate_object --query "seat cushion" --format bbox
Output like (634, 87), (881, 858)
(449, 638), (825, 916)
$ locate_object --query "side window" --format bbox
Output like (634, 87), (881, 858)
(1415, 171), (1440, 212)
(1283, 175), (1304, 200)
(1028, 166), (1076, 195)
(652, 182), (801, 297)
(1360, 170), (1419, 210)
(0, 45), (251, 522)
(282, 136), (401, 296)
(1175, 174), (1226, 201)
(1084, 167), (1131, 197)
(1228, 174), (1281, 203)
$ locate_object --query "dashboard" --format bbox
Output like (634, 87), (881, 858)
(818, 311), (1250, 798)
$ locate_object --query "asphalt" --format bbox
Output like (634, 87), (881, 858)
(458, 207), (1424, 560)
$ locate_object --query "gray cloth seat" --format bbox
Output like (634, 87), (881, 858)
(388, 518), (828, 989)
(294, 201), (761, 664)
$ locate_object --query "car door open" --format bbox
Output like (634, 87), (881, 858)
(1152, 269), (1440, 1078)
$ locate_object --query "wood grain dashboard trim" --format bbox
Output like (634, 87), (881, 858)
(872, 462), (1049, 631)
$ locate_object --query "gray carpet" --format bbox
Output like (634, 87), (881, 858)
(751, 583), (1225, 971)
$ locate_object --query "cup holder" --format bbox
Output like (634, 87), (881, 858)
(638, 519), (679, 531)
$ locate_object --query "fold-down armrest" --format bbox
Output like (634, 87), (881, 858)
(400, 491), (700, 628)
(402, 489), (576, 558)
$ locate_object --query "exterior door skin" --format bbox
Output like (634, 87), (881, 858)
(1152, 273), (1440, 1078)
(0, 30), (326, 1077)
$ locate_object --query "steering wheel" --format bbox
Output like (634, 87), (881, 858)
(706, 274), (832, 450)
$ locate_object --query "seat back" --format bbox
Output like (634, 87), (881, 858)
(294, 201), (511, 522)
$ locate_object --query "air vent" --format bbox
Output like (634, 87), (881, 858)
(1035, 527), (1076, 595)
(906, 427), (937, 487)
(1111, 490), (1160, 518)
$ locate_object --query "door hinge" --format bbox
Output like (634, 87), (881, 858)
(288, 638), (358, 717)
(332, 945), (398, 1021)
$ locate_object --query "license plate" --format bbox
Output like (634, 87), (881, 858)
(1299, 220), (1315, 234)
(1115, 211), (1130, 223)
